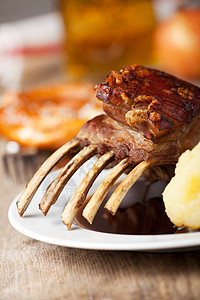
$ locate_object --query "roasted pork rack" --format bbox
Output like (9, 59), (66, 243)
(17, 65), (200, 229)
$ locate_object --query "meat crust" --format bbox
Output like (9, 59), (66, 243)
(96, 65), (200, 141)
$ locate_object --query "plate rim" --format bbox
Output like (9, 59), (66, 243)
(8, 194), (200, 252)
(8, 167), (200, 252)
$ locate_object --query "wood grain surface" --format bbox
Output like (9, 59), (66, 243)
(0, 140), (200, 300)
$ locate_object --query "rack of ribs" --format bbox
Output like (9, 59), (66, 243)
(17, 65), (200, 229)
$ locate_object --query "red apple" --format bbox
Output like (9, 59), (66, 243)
(154, 9), (200, 78)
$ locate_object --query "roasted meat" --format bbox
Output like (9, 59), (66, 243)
(17, 65), (200, 229)
(96, 65), (200, 148)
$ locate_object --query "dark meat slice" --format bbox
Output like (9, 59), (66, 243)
(77, 114), (180, 165)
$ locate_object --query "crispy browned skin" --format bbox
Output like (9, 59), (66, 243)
(96, 64), (200, 141)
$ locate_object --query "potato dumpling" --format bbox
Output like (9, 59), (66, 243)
(163, 141), (200, 229)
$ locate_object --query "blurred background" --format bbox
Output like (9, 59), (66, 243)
(0, 0), (200, 181)
(1, 0), (200, 90)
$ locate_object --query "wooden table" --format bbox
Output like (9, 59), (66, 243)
(1, 139), (200, 300)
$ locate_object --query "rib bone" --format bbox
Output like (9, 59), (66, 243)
(17, 138), (80, 216)
(82, 158), (131, 224)
(104, 161), (150, 215)
(39, 145), (97, 215)
(61, 151), (114, 229)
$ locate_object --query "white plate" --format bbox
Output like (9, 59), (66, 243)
(8, 160), (200, 252)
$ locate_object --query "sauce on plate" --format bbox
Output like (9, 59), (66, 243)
(76, 179), (190, 235)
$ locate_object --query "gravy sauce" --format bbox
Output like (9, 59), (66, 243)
(76, 179), (190, 235)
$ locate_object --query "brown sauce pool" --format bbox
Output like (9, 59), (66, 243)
(76, 179), (191, 235)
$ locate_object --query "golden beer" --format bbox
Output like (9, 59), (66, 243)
(60, 0), (156, 81)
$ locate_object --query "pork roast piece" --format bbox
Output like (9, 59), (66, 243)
(96, 64), (200, 146)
